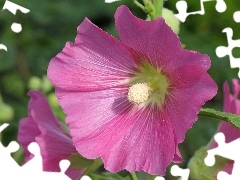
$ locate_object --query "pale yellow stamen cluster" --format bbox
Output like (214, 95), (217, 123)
(127, 83), (152, 105)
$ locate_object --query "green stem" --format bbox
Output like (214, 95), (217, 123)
(133, 0), (145, 11)
(132, 0), (164, 21)
(152, 0), (163, 19)
(199, 108), (234, 121)
(199, 108), (240, 129)
(131, 172), (138, 180)
(145, 0), (164, 21)
(84, 158), (102, 175)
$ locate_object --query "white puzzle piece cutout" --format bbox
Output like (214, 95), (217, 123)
(171, 165), (190, 180)
(215, 28), (240, 78)
(175, 0), (227, 22)
(154, 165), (189, 180)
(233, 11), (240, 23)
(1, 1), (30, 50)
(0, 124), (71, 180)
(205, 132), (240, 180)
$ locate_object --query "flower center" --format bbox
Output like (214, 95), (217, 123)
(127, 83), (152, 105)
(128, 61), (170, 107)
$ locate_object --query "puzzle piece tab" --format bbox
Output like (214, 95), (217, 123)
(0, 124), (71, 180)
(175, 0), (227, 22)
(204, 132), (240, 180)
(215, 28), (240, 78)
(171, 165), (190, 180)
(233, 11), (240, 23)
(153, 165), (189, 180)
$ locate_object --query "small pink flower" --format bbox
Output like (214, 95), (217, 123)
(18, 90), (84, 180)
(218, 79), (240, 142)
(47, 5), (217, 175)
(210, 79), (240, 174)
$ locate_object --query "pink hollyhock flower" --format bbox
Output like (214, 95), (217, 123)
(47, 5), (217, 175)
(18, 90), (84, 180)
(217, 79), (240, 143)
(209, 79), (240, 174)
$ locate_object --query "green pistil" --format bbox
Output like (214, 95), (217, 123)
(129, 61), (169, 107)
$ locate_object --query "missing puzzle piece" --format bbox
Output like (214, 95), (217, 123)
(153, 165), (190, 180)
(20, 142), (71, 179)
(175, 0), (227, 22)
(171, 165), (190, 180)
(233, 11), (240, 23)
(204, 132), (240, 179)
(0, 124), (71, 180)
(215, 28), (240, 78)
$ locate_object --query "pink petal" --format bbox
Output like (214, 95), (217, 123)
(170, 65), (217, 106)
(223, 81), (232, 113)
(47, 18), (138, 92)
(221, 162), (234, 174)
(166, 65), (217, 143)
(115, 6), (210, 73)
(56, 88), (127, 144)
(232, 79), (240, 99)
(216, 121), (240, 144)
(18, 117), (40, 161)
(225, 79), (240, 114)
(58, 85), (176, 175)
(18, 90), (84, 180)
(214, 80), (240, 145)
(102, 106), (176, 175)
(28, 91), (76, 160)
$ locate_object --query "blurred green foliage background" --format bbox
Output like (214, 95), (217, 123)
(0, 0), (240, 179)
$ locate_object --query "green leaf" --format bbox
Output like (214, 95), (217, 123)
(199, 108), (240, 128)
(84, 158), (103, 175)
(188, 146), (231, 180)
(135, 172), (156, 180)
(67, 153), (93, 168)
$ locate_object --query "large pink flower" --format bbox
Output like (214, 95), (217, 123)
(47, 5), (217, 175)
(18, 90), (84, 180)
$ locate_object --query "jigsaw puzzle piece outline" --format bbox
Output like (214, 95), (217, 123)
(233, 11), (240, 23)
(204, 132), (240, 179)
(171, 165), (190, 180)
(215, 28), (240, 78)
(175, 0), (227, 22)
(0, 124), (71, 180)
